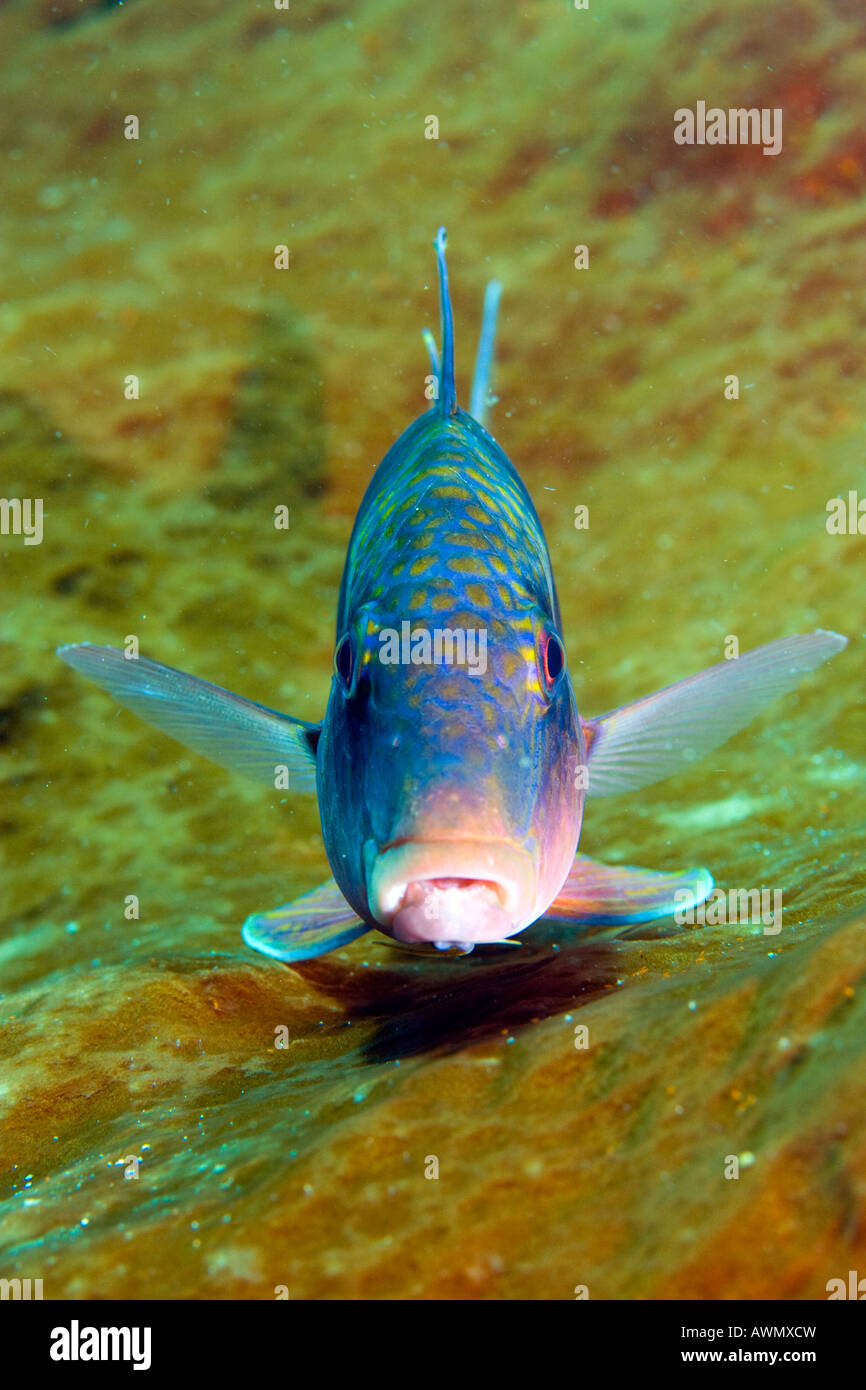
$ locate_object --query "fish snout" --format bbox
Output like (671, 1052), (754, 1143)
(367, 839), (536, 948)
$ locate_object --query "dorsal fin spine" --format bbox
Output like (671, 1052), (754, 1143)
(434, 226), (457, 415)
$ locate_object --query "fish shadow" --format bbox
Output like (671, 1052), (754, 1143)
(294, 925), (630, 1063)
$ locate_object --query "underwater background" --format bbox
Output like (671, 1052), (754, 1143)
(1, 0), (864, 1298)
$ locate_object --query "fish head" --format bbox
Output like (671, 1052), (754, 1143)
(317, 591), (585, 951)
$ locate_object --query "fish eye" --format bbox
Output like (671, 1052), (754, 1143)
(334, 632), (356, 691)
(539, 629), (566, 694)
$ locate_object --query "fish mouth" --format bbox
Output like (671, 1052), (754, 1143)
(368, 839), (536, 947)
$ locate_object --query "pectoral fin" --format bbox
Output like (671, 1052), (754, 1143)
(583, 630), (847, 797)
(242, 878), (371, 962)
(544, 854), (713, 925)
(57, 643), (319, 792)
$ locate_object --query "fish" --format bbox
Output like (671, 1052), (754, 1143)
(57, 227), (848, 962)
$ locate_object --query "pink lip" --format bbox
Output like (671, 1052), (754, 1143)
(368, 838), (537, 944)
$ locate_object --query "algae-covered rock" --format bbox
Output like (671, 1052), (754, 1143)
(209, 311), (326, 508)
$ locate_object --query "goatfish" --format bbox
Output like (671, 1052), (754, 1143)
(58, 228), (847, 960)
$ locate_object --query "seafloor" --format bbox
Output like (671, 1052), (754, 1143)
(0, 0), (864, 1298)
